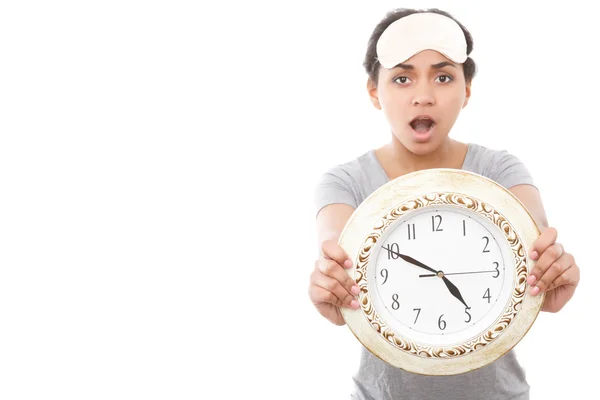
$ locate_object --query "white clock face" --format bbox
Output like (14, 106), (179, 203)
(368, 205), (515, 347)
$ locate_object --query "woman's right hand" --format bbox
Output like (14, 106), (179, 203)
(308, 239), (361, 326)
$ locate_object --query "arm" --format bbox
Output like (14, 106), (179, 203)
(509, 184), (549, 232)
(316, 203), (355, 255)
(509, 184), (580, 313)
(309, 203), (359, 326)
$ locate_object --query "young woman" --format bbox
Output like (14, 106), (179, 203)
(308, 8), (580, 400)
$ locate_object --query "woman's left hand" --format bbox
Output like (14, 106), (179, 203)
(527, 227), (580, 312)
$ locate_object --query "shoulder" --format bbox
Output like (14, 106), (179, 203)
(318, 150), (374, 184)
(313, 150), (377, 215)
(465, 143), (536, 190)
(466, 142), (520, 166)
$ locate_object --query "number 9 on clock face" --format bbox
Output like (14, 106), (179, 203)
(369, 205), (514, 347)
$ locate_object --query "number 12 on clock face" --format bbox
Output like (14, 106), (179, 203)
(406, 215), (468, 241)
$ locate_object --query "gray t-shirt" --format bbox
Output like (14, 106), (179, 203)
(314, 143), (536, 400)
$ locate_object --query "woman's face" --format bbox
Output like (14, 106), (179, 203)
(368, 49), (471, 155)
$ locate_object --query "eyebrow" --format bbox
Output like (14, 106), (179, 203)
(392, 61), (457, 70)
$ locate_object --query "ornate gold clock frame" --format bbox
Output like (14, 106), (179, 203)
(339, 169), (545, 375)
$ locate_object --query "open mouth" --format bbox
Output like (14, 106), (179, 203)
(410, 116), (436, 133)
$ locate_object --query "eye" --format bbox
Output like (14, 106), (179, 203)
(435, 75), (453, 84)
(394, 76), (411, 85)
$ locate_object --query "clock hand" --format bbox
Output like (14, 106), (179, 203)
(382, 245), (469, 308)
(441, 276), (470, 309)
(382, 246), (439, 275)
(419, 270), (497, 278)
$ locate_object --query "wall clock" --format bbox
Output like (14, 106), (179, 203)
(339, 169), (544, 375)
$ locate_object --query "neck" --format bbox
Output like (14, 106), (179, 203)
(376, 137), (467, 180)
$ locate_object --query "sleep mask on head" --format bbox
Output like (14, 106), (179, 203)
(376, 12), (468, 68)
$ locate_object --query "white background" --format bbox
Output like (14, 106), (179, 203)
(0, 1), (597, 399)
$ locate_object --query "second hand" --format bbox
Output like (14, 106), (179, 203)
(419, 270), (497, 278)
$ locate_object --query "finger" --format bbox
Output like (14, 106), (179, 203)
(528, 242), (563, 285)
(311, 271), (359, 309)
(322, 239), (353, 268)
(308, 283), (343, 308)
(529, 252), (573, 295)
(529, 227), (558, 260)
(309, 286), (347, 311)
(315, 259), (360, 297)
(546, 262), (580, 291)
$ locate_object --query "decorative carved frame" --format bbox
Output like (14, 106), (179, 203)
(339, 169), (544, 376)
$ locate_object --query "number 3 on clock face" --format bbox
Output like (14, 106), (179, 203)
(369, 205), (515, 347)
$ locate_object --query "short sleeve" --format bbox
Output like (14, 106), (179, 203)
(490, 150), (537, 190)
(313, 166), (359, 217)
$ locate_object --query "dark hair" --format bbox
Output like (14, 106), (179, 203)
(363, 8), (477, 85)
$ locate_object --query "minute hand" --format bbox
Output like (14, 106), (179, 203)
(382, 246), (438, 275)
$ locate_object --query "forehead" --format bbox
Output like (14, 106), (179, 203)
(386, 50), (455, 70)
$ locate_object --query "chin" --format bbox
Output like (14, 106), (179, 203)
(408, 144), (437, 156)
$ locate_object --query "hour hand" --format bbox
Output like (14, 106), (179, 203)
(442, 276), (469, 309)
(382, 246), (438, 275)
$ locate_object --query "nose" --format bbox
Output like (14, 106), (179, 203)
(412, 96), (434, 106)
(411, 85), (435, 106)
